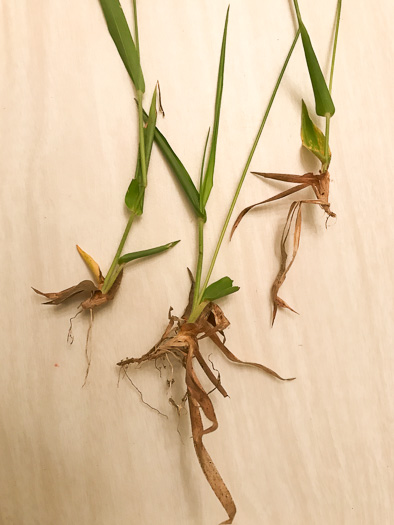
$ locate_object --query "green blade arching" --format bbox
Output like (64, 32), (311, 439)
(200, 6), (229, 210)
(143, 110), (205, 220)
(300, 100), (330, 163)
(202, 276), (239, 302)
(293, 1), (334, 117)
(125, 88), (157, 214)
(118, 240), (180, 265)
(98, 0), (145, 93)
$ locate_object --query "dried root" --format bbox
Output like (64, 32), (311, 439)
(231, 170), (335, 323)
(118, 301), (294, 524)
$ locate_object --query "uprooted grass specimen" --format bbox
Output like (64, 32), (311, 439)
(118, 282), (294, 524)
(231, 0), (342, 324)
(115, 6), (302, 523)
(33, 0), (179, 378)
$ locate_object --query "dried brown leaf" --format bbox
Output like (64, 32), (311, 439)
(186, 339), (236, 524)
(193, 343), (228, 398)
(230, 182), (310, 239)
(32, 280), (98, 305)
(231, 171), (335, 322)
(207, 327), (295, 382)
(182, 268), (195, 319)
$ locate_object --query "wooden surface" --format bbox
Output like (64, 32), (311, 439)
(1, 1), (393, 524)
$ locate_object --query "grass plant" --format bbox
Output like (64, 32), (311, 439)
(33, 0), (179, 380)
(232, 0), (342, 324)
(36, 0), (343, 522)
(116, 7), (304, 523)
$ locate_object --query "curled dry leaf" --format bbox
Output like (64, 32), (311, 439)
(32, 280), (98, 306)
(231, 171), (335, 323)
(117, 300), (293, 524)
(33, 271), (123, 310)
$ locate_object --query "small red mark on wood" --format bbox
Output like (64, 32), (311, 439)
(54, 363), (60, 367)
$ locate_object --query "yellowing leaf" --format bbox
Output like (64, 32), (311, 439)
(301, 100), (330, 163)
(76, 245), (104, 287)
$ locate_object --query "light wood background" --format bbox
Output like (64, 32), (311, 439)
(1, 1), (393, 524)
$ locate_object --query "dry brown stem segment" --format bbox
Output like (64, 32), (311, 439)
(117, 301), (294, 524)
(81, 270), (123, 310)
(231, 171), (335, 323)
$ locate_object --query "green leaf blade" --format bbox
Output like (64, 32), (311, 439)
(202, 276), (239, 302)
(200, 7), (229, 209)
(293, 2), (334, 117)
(143, 110), (205, 221)
(118, 240), (180, 265)
(98, 0), (145, 92)
(299, 21), (334, 117)
(300, 100), (330, 163)
(125, 178), (143, 214)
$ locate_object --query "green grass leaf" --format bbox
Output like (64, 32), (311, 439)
(202, 276), (239, 302)
(124, 179), (143, 214)
(301, 100), (330, 163)
(199, 128), (211, 193)
(200, 7), (229, 210)
(293, 1), (334, 117)
(98, 0), (145, 92)
(125, 88), (157, 214)
(118, 240), (180, 265)
(143, 110), (206, 221)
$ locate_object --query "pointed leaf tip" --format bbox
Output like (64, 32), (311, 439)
(118, 239), (180, 265)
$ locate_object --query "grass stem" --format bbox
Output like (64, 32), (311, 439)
(191, 217), (205, 312)
(323, 0), (342, 170)
(293, 0), (302, 22)
(102, 212), (136, 294)
(329, 0), (342, 94)
(133, 0), (140, 60)
(195, 30), (300, 306)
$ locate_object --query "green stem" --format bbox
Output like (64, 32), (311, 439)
(329, 0), (342, 94)
(323, 0), (342, 171)
(137, 90), (147, 188)
(323, 115), (330, 171)
(104, 263), (125, 293)
(195, 30), (300, 306)
(293, 0), (302, 21)
(133, 0), (140, 60)
(102, 212), (136, 294)
(191, 217), (205, 313)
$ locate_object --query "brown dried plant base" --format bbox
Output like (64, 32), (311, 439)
(32, 246), (123, 384)
(117, 300), (294, 524)
(231, 171), (335, 324)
